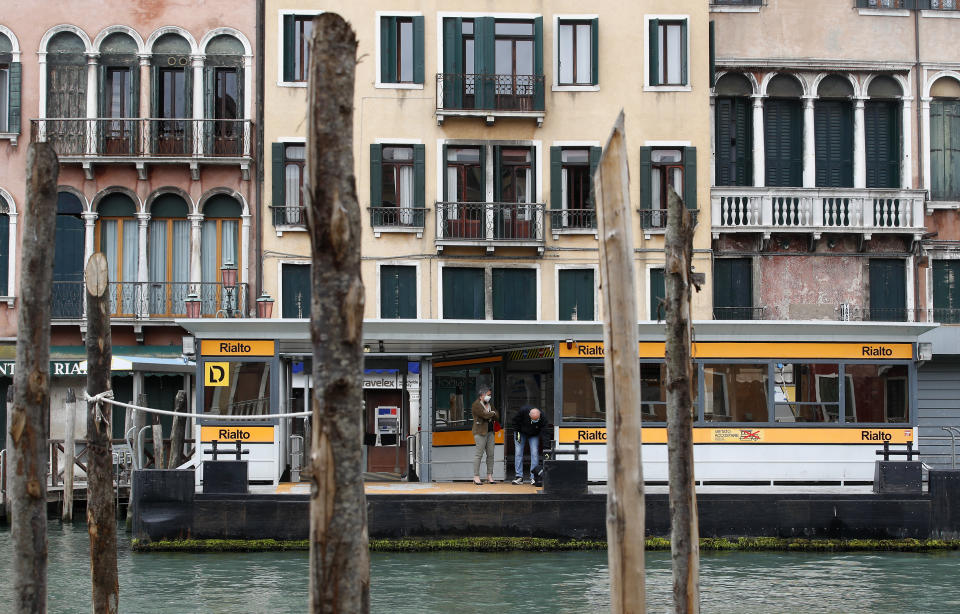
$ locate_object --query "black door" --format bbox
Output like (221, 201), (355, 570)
(869, 259), (906, 322)
(53, 196), (84, 319)
(282, 263), (311, 318)
(713, 258), (753, 319)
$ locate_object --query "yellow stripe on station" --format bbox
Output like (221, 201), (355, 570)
(201, 339), (276, 356)
(432, 430), (505, 446)
(559, 341), (913, 360)
(201, 425), (275, 443)
(558, 427), (914, 445)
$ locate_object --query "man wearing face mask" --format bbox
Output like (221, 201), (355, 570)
(512, 404), (544, 485)
(471, 387), (499, 485)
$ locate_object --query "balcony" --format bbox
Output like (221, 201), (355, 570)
(435, 73), (545, 126)
(549, 209), (596, 239)
(638, 208), (700, 238)
(711, 187), (926, 241)
(31, 118), (252, 180)
(436, 202), (545, 253)
(50, 281), (249, 322)
(369, 207), (427, 238)
(713, 306), (766, 320)
(271, 206), (306, 229)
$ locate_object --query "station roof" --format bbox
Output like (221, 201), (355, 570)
(177, 319), (937, 358)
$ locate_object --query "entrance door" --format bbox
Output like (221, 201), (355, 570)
(364, 388), (406, 474)
(504, 362), (553, 480)
(53, 193), (84, 319)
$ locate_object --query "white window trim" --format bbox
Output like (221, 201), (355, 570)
(643, 15), (692, 92)
(645, 264), (666, 321)
(274, 137), (307, 236)
(375, 137), (424, 145)
(0, 65), (10, 137)
(375, 11), (425, 90)
(437, 262), (541, 320)
(0, 186), (17, 305)
(276, 259), (311, 319)
(857, 9), (910, 17)
(644, 140), (692, 147)
(436, 138), (543, 205)
(375, 260), (422, 319)
(921, 10), (960, 19)
(710, 5), (761, 13)
(551, 140), (602, 239)
(435, 11), (542, 76)
(554, 263), (599, 321)
(552, 14), (600, 92)
(276, 9), (324, 88)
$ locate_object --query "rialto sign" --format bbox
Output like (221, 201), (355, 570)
(0, 361), (88, 377)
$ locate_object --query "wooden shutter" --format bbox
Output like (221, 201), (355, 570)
(550, 146), (562, 210)
(413, 144), (425, 208)
(492, 268), (536, 320)
(683, 146), (697, 210)
(648, 19), (660, 86)
(815, 100), (854, 188)
(475, 17), (495, 110)
(865, 100), (900, 189)
(649, 268), (665, 320)
(559, 269), (594, 321)
(715, 98), (752, 187)
(713, 258), (752, 318)
(931, 100), (960, 201)
(590, 18), (599, 86)
(533, 17), (544, 111)
(680, 20), (688, 86)
(443, 267), (484, 319)
(370, 143), (383, 207)
(8, 62), (20, 133)
(869, 259), (906, 322)
(380, 17), (396, 83)
(709, 21), (715, 88)
(0, 214), (8, 293)
(933, 260), (960, 323)
(764, 99), (803, 188)
(442, 18), (463, 109)
(589, 146), (601, 208)
(639, 146), (653, 209)
(381, 265), (417, 319)
(281, 263), (311, 318)
(413, 16), (425, 84)
(282, 15), (295, 82)
(271, 143), (285, 224)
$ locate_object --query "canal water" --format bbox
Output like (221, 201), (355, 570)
(2, 523), (960, 613)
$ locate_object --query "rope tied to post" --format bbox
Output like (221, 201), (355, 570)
(84, 390), (114, 425)
(82, 389), (312, 420)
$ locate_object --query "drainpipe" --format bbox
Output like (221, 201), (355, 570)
(255, 0), (266, 298)
(914, 6), (923, 317)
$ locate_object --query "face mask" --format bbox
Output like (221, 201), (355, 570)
(483, 395), (491, 403)
(531, 416), (539, 423)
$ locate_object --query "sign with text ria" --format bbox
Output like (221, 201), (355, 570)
(201, 340), (276, 357)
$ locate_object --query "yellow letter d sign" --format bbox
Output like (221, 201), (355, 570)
(205, 362), (230, 387)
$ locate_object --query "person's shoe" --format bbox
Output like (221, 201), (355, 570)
(527, 477), (536, 485)
(512, 476), (524, 485)
(473, 477), (482, 485)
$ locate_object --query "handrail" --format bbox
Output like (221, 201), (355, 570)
(942, 426), (960, 469)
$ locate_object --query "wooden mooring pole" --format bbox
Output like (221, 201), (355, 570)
(11, 142), (58, 613)
(168, 390), (188, 468)
(62, 388), (77, 522)
(595, 112), (646, 613)
(85, 253), (120, 614)
(305, 13), (370, 614)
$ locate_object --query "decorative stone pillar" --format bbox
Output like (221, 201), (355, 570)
(138, 54), (151, 156)
(85, 53), (100, 155)
(188, 212), (203, 286)
(854, 97), (867, 189)
(902, 97), (913, 190)
(6, 210), (17, 298)
(752, 95), (765, 187)
(922, 97), (932, 192)
(192, 56), (204, 157)
(136, 212), (150, 317)
(82, 211), (98, 265)
(803, 96), (816, 188)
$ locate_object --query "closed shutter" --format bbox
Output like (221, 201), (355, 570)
(47, 64), (87, 118)
(764, 99), (803, 188)
(709, 21), (715, 88)
(869, 259), (906, 322)
(281, 263), (311, 318)
(715, 97), (752, 186)
(381, 265), (416, 319)
(533, 17), (544, 111)
(589, 146), (601, 208)
(933, 260), (960, 323)
(930, 100), (960, 201)
(713, 258), (752, 319)
(680, 20), (688, 86)
(474, 17), (495, 110)
(53, 212), (85, 319)
(413, 144), (425, 208)
(271, 142), (284, 224)
(413, 16), (425, 84)
(590, 18), (599, 86)
(492, 268), (536, 320)
(650, 268), (665, 320)
(815, 100), (854, 188)
(282, 15), (295, 82)
(558, 269), (594, 321)
(648, 19), (660, 87)
(550, 146), (562, 210)
(683, 146), (697, 210)
(865, 100), (900, 189)
(0, 214), (8, 293)
(8, 62), (20, 133)
(380, 17), (397, 83)
(442, 18), (463, 109)
(639, 146), (653, 210)
(443, 267), (484, 319)
(369, 143), (383, 207)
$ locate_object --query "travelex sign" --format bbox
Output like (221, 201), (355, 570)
(558, 342), (913, 360)
(558, 427), (914, 445)
(200, 340), (276, 357)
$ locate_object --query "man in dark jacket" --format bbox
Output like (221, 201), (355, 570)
(512, 404), (545, 485)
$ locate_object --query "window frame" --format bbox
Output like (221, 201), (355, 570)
(439, 263), (541, 320)
(277, 10), (323, 88)
(555, 264), (597, 321)
(554, 16), (598, 90)
(0, 188), (15, 302)
(376, 12), (425, 89)
(377, 261), (420, 319)
(644, 15), (691, 92)
(278, 260), (312, 318)
(0, 64), (8, 133)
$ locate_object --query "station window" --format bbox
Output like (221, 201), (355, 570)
(561, 362), (605, 422)
(433, 365), (498, 430)
(703, 364), (768, 423)
(773, 363), (842, 423)
(203, 361), (271, 415)
(846, 364), (909, 423)
(640, 363), (698, 421)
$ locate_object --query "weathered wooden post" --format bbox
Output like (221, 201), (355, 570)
(168, 390), (188, 468)
(595, 112), (646, 613)
(85, 253), (120, 614)
(4, 387), (12, 517)
(135, 393), (148, 468)
(10, 142), (58, 614)
(152, 415), (165, 469)
(62, 388), (77, 522)
(305, 13), (370, 614)
(665, 187), (700, 613)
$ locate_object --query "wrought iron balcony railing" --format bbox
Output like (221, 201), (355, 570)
(50, 281), (249, 320)
(638, 208), (700, 230)
(31, 118), (252, 159)
(436, 202), (545, 246)
(926, 0), (959, 9)
(436, 73), (546, 115)
(713, 306), (766, 320)
(272, 205), (307, 227)
(369, 206), (427, 229)
(549, 208), (597, 232)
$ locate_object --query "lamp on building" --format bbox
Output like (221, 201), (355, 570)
(219, 261), (239, 317)
(256, 291), (275, 318)
(220, 261), (238, 288)
(184, 292), (202, 319)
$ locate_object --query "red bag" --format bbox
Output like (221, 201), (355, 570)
(493, 420), (502, 433)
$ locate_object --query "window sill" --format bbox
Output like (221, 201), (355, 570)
(709, 6), (761, 13)
(552, 84), (600, 92)
(372, 226), (424, 239)
(926, 200), (960, 213)
(551, 228), (598, 240)
(274, 224), (307, 237)
(375, 82), (425, 90)
(857, 8), (910, 17)
(0, 296), (14, 307)
(921, 10), (960, 18)
(0, 133), (18, 146)
(643, 85), (692, 92)
(276, 81), (307, 88)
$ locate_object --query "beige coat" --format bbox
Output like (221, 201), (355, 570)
(471, 398), (499, 436)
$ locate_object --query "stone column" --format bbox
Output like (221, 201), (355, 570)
(922, 97), (932, 192)
(138, 54), (151, 155)
(82, 211), (98, 319)
(192, 56), (204, 156)
(188, 212), (203, 286)
(85, 53), (100, 155)
(6, 211), (16, 297)
(136, 212), (150, 317)
(902, 97), (913, 190)
(752, 95), (765, 187)
(803, 96), (816, 188)
(854, 97), (867, 189)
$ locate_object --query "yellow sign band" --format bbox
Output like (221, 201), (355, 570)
(201, 340), (276, 356)
(558, 342), (913, 360)
(557, 427), (913, 445)
(200, 425), (275, 443)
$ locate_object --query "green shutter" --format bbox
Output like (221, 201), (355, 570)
(716, 97), (754, 187)
(589, 146), (601, 208)
(931, 100), (960, 200)
(283, 15), (295, 82)
(869, 259), (906, 322)
(443, 267), (484, 319)
(713, 258), (752, 318)
(648, 19), (660, 87)
(370, 143), (383, 207)
(130, 62), (140, 118)
(683, 146), (697, 210)
(933, 260), (960, 323)
(815, 100), (854, 188)
(380, 17), (394, 83)
(931, 101), (946, 199)
(475, 17), (495, 109)
(680, 20), (688, 86)
(97, 65), (107, 118)
(590, 18), (599, 86)
(492, 269), (536, 320)
(639, 146), (653, 210)
(764, 99), (803, 188)
(7, 62), (20, 133)
(559, 269), (594, 321)
(533, 17), (544, 111)
(709, 21), (715, 88)
(550, 146), (563, 210)
(0, 214), (8, 292)
(413, 144), (425, 208)
(442, 18), (463, 108)
(650, 268), (665, 320)
(271, 142), (285, 218)
(281, 263), (311, 318)
(150, 65), (159, 116)
(865, 100), (900, 189)
(413, 16), (425, 84)
(381, 265), (417, 319)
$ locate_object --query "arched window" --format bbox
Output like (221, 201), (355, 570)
(95, 192), (138, 315)
(815, 75), (855, 188)
(0, 193), (8, 295)
(930, 76), (960, 201)
(53, 191), (85, 318)
(98, 32), (139, 155)
(204, 35), (244, 156)
(865, 76), (903, 189)
(147, 193), (189, 315)
(201, 194), (242, 315)
(715, 73), (753, 186)
(0, 30), (21, 135)
(764, 74), (804, 188)
(47, 32), (87, 154)
(151, 34), (192, 155)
